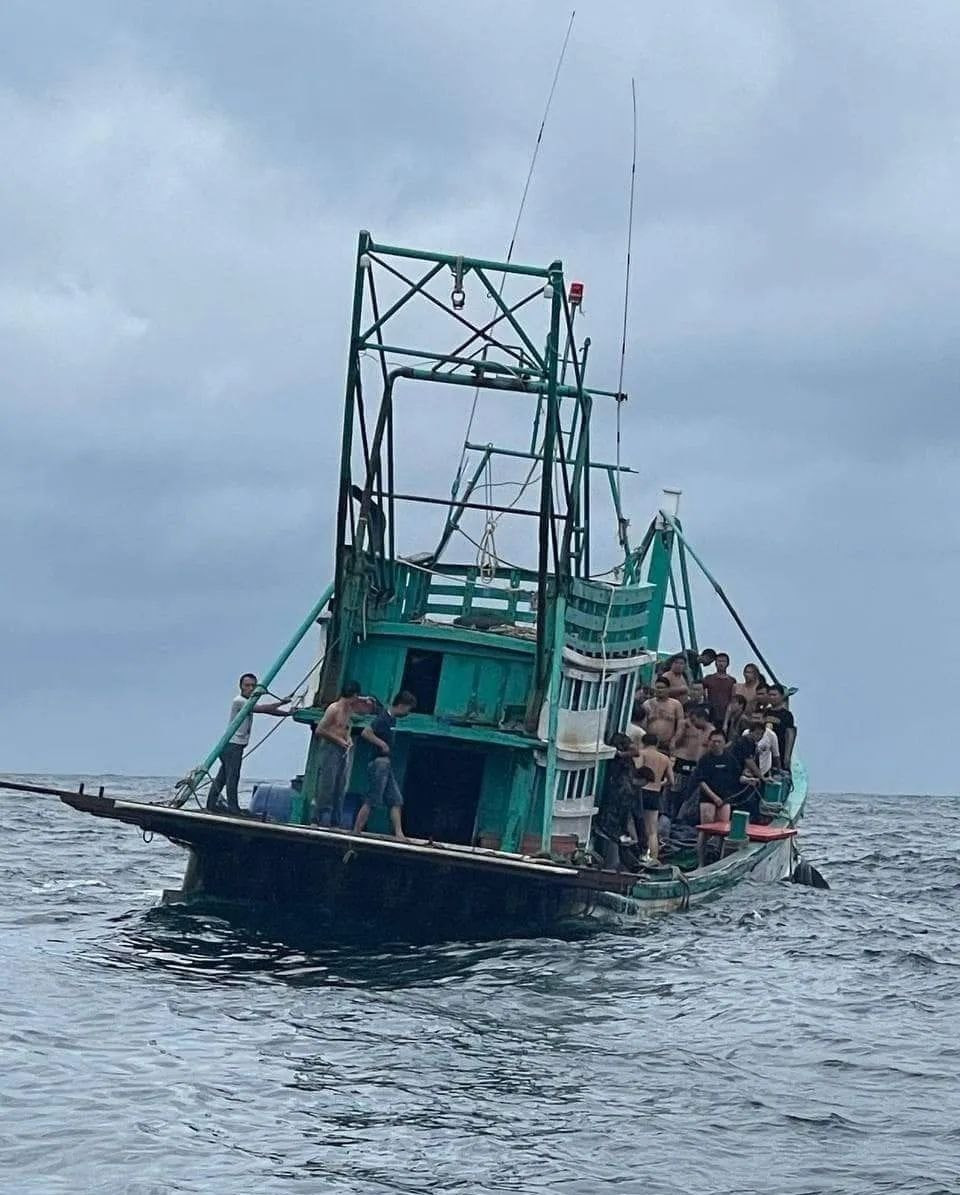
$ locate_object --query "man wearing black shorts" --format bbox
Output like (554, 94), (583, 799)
(691, 730), (744, 864)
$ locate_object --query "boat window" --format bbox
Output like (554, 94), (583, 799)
(400, 648), (443, 715)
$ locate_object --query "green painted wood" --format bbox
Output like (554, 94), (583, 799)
(642, 525), (674, 662)
(427, 583), (536, 605)
(424, 602), (537, 623)
(435, 653), (531, 726)
(569, 577), (654, 606)
(564, 628), (651, 654)
(564, 606), (650, 633)
(291, 708), (542, 751)
(363, 620), (538, 655)
(540, 592), (567, 849)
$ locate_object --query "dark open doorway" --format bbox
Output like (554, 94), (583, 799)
(400, 649), (443, 715)
(402, 742), (484, 845)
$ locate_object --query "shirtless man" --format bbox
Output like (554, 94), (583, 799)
(312, 681), (374, 828)
(642, 676), (685, 753)
(635, 733), (675, 863)
(734, 663), (765, 712)
(667, 705), (711, 818)
(661, 654), (690, 704)
(673, 705), (711, 765)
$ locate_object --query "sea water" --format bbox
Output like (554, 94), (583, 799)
(1, 782), (957, 1194)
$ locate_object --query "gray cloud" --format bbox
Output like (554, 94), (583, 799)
(2, 1), (958, 791)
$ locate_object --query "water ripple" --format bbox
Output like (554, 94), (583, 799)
(1, 782), (959, 1194)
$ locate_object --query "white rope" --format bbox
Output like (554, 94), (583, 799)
(476, 455), (501, 580)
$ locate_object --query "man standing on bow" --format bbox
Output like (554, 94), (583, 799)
(206, 673), (293, 814)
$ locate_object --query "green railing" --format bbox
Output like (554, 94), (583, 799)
(362, 561), (654, 656)
(368, 560), (540, 625)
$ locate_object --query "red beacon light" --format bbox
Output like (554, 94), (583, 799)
(568, 281), (584, 308)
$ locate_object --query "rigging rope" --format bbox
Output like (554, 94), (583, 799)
(476, 455), (500, 579)
(450, 9), (576, 505)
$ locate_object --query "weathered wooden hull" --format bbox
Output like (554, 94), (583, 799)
(56, 762), (808, 941)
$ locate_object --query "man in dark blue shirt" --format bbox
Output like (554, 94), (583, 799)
(352, 690), (417, 839)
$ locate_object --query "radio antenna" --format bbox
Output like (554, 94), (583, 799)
(614, 77), (638, 546)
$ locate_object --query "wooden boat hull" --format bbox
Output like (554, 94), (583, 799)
(56, 762), (808, 940)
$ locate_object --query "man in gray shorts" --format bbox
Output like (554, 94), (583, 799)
(353, 690), (417, 839)
(312, 681), (373, 827)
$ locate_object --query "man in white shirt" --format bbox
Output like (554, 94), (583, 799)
(206, 673), (292, 813)
(748, 718), (781, 777)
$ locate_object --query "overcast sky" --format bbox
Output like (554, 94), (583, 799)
(2, 1), (957, 795)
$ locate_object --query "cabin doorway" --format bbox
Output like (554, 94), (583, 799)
(402, 743), (483, 845)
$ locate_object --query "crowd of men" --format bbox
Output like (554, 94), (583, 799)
(206, 650), (796, 869)
(204, 673), (416, 839)
(599, 649), (797, 867)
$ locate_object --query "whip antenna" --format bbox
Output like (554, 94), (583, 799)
(504, 8), (576, 267)
(617, 77), (637, 419)
(615, 77), (638, 546)
(451, 9), (576, 500)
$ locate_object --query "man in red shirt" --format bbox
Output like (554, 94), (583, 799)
(701, 651), (736, 729)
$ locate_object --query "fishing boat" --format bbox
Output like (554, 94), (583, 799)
(9, 234), (813, 939)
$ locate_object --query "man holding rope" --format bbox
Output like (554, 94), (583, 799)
(206, 673), (293, 814)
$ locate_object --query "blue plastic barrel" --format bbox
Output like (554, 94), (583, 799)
(250, 784), (296, 824)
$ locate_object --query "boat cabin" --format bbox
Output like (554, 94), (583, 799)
(294, 562), (656, 855)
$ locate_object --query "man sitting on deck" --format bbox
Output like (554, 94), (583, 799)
(206, 673), (292, 814)
(353, 690), (417, 840)
(312, 682), (374, 828)
(691, 730), (743, 863)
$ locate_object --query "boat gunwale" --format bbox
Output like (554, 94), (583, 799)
(55, 756), (806, 902)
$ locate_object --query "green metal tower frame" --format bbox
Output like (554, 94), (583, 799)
(320, 233), (637, 724)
